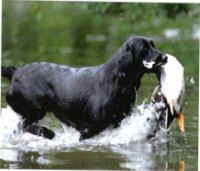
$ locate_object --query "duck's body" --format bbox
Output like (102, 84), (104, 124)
(152, 54), (185, 132)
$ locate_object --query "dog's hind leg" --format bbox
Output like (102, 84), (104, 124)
(18, 110), (56, 139)
(22, 120), (55, 139)
(6, 92), (55, 139)
(19, 109), (55, 139)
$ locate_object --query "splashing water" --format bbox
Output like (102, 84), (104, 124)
(0, 102), (168, 153)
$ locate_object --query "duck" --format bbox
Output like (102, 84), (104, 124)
(151, 53), (185, 132)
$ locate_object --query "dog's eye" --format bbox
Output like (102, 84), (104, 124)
(143, 47), (148, 52)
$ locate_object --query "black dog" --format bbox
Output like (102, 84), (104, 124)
(2, 36), (167, 140)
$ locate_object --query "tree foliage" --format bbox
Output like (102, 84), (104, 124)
(87, 3), (197, 20)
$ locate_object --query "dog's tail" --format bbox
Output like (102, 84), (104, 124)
(1, 66), (17, 81)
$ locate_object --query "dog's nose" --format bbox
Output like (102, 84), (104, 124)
(162, 55), (168, 63)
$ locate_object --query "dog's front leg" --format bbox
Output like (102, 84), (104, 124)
(79, 124), (103, 141)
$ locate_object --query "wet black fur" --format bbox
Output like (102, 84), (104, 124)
(2, 36), (166, 140)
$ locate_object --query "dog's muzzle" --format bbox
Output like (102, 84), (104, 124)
(155, 55), (168, 67)
(162, 55), (168, 64)
(143, 55), (168, 69)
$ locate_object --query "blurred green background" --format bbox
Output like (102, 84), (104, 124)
(1, 1), (199, 170)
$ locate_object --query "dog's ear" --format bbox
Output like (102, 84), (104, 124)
(117, 44), (133, 71)
(150, 40), (155, 48)
(125, 44), (131, 51)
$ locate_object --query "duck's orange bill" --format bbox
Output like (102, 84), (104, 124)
(178, 160), (185, 171)
(177, 112), (185, 132)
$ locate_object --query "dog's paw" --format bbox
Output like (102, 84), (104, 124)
(79, 128), (91, 141)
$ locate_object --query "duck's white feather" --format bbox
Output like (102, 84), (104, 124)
(160, 54), (185, 115)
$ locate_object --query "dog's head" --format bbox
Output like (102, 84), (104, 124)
(124, 36), (168, 73)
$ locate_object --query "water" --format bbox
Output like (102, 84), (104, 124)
(1, 2), (198, 170)
(0, 101), (197, 170)
(0, 103), (170, 170)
